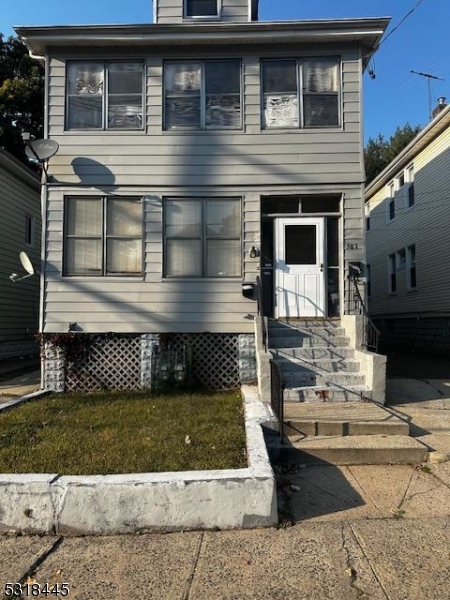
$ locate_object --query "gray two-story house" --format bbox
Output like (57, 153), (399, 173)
(17, 0), (389, 398)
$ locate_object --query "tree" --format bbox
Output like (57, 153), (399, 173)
(0, 34), (44, 164)
(364, 123), (421, 185)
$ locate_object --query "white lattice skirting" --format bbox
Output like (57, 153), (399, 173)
(44, 333), (256, 393)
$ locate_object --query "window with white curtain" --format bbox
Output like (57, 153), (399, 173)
(262, 58), (340, 129)
(66, 61), (144, 130)
(164, 198), (241, 277)
(64, 197), (143, 276)
(164, 60), (241, 130)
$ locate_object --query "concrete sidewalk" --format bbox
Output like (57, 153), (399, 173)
(0, 369), (41, 404)
(1, 353), (450, 598)
(2, 462), (450, 599)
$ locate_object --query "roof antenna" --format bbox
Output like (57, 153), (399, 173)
(411, 70), (445, 121)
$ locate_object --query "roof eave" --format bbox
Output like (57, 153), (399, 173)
(15, 17), (390, 57)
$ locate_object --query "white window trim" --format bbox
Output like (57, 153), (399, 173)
(183, 0), (222, 19)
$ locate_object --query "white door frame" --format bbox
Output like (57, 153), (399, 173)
(274, 217), (326, 319)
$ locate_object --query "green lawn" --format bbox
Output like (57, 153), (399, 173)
(0, 390), (247, 475)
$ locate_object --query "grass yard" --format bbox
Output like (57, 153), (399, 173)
(0, 390), (247, 475)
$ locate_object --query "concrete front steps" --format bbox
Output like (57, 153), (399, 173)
(269, 320), (372, 402)
(281, 402), (428, 465)
(269, 320), (427, 464)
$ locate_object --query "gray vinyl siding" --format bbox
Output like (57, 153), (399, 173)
(367, 128), (450, 317)
(47, 47), (362, 187)
(43, 41), (365, 333)
(0, 156), (41, 348)
(155, 0), (250, 24)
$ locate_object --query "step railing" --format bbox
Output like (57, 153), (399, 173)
(256, 275), (268, 353)
(270, 359), (285, 439)
(349, 265), (380, 353)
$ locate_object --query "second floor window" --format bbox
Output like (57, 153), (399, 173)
(164, 60), (241, 130)
(66, 61), (144, 130)
(262, 58), (340, 129)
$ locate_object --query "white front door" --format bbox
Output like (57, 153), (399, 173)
(275, 217), (325, 318)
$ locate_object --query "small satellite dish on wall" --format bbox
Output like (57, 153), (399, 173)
(9, 251), (38, 283)
(20, 251), (35, 276)
(25, 139), (59, 163)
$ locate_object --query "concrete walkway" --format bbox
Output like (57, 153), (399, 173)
(1, 352), (450, 598)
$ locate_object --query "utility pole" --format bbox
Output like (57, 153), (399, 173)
(411, 70), (445, 121)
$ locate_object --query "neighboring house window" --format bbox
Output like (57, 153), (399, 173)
(396, 248), (406, 271)
(25, 213), (34, 247)
(388, 253), (396, 293)
(164, 60), (241, 130)
(164, 197), (241, 277)
(366, 264), (371, 298)
(66, 61), (144, 130)
(64, 197), (143, 276)
(406, 164), (415, 208)
(387, 198), (395, 221)
(184, 0), (220, 17)
(397, 172), (405, 188)
(407, 244), (417, 289)
(261, 58), (340, 129)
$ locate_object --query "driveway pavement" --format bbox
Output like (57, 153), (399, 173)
(1, 351), (450, 598)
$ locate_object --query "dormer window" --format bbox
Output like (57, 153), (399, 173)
(184, 0), (221, 18)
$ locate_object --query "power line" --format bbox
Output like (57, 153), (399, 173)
(377, 0), (428, 49)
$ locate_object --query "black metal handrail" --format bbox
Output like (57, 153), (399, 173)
(349, 267), (380, 353)
(270, 359), (285, 439)
(256, 275), (268, 353)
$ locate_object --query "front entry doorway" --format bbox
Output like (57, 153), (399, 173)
(274, 217), (325, 318)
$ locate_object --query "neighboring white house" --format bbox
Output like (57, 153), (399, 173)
(16, 0), (389, 392)
(366, 100), (450, 355)
(0, 149), (41, 360)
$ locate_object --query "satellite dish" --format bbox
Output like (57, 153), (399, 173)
(25, 139), (59, 162)
(20, 251), (35, 275)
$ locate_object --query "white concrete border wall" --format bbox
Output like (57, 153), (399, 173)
(0, 386), (278, 534)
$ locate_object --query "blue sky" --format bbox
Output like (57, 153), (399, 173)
(1, 0), (448, 143)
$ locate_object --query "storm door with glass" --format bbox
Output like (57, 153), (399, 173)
(274, 217), (325, 318)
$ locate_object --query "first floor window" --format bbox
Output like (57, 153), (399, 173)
(64, 197), (143, 276)
(164, 197), (241, 277)
(388, 253), (396, 293)
(262, 57), (340, 129)
(407, 244), (417, 289)
(66, 61), (144, 130)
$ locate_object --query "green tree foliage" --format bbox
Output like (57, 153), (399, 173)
(0, 34), (44, 164)
(364, 123), (422, 185)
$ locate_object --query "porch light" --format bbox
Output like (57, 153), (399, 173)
(249, 246), (260, 258)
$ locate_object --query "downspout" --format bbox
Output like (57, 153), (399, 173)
(38, 52), (49, 390)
